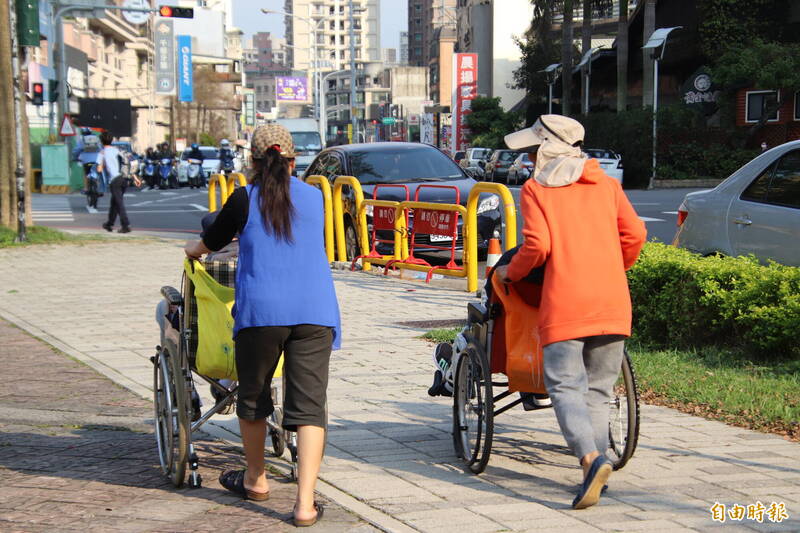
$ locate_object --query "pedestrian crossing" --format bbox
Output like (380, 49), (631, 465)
(31, 195), (74, 223)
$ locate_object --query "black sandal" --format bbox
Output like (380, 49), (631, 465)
(218, 469), (270, 501)
(293, 502), (324, 527)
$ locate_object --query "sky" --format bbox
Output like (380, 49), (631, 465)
(233, 0), (407, 50)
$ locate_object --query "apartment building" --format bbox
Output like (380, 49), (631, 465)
(408, 0), (456, 67)
(245, 33), (292, 113)
(283, 0), (381, 74)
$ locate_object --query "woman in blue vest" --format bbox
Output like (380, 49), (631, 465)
(185, 124), (340, 527)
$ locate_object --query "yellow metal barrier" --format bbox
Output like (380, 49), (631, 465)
(225, 172), (247, 197)
(466, 183), (517, 292)
(389, 201), (473, 284)
(208, 174), (228, 212)
(332, 176), (370, 269)
(355, 199), (408, 265)
(304, 175), (335, 263)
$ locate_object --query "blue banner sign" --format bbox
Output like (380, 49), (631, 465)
(177, 35), (193, 102)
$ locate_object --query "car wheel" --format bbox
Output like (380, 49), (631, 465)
(345, 222), (359, 261)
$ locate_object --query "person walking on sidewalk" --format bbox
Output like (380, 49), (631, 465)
(100, 131), (140, 233)
(495, 115), (647, 510)
(184, 123), (340, 527)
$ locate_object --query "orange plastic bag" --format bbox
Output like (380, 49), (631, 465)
(491, 276), (547, 394)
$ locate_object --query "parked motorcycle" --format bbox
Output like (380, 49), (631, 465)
(158, 157), (177, 189)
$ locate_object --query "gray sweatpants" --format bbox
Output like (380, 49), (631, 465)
(542, 335), (625, 461)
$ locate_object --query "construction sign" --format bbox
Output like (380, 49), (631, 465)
(59, 114), (76, 136)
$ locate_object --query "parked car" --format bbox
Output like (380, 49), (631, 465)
(176, 146), (222, 186)
(459, 147), (493, 174)
(507, 153), (534, 186)
(673, 141), (800, 266)
(484, 149), (522, 183)
(584, 148), (624, 183)
(303, 142), (503, 260)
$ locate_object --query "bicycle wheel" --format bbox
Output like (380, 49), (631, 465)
(452, 340), (493, 474)
(607, 349), (640, 470)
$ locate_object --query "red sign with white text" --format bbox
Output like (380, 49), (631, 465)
(373, 205), (396, 231)
(413, 208), (458, 237)
(451, 53), (478, 154)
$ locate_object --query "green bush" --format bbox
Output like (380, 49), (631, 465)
(628, 243), (800, 359)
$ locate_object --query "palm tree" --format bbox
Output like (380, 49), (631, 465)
(616, 0), (628, 113)
(561, 0), (574, 116)
(642, 0), (656, 108)
(580, 0), (592, 115)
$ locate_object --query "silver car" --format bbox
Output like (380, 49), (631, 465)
(673, 140), (800, 266)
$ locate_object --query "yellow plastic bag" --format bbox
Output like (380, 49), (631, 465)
(185, 260), (237, 379)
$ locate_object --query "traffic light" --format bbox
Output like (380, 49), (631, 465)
(158, 5), (194, 18)
(48, 80), (59, 103)
(32, 83), (44, 106)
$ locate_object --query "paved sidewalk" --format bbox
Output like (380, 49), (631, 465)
(0, 319), (376, 532)
(1, 240), (799, 532)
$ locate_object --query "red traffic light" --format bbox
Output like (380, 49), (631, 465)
(33, 83), (43, 94)
(32, 82), (43, 105)
(158, 5), (194, 18)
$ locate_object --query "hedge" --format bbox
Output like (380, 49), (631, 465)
(628, 243), (800, 358)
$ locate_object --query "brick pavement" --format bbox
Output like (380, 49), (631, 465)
(0, 240), (799, 532)
(0, 319), (376, 532)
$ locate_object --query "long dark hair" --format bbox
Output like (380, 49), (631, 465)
(251, 147), (294, 242)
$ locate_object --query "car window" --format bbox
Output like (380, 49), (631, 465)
(741, 163), (775, 203)
(201, 148), (220, 159)
(291, 132), (322, 152)
(317, 153), (341, 180)
(585, 149), (615, 159)
(499, 151), (518, 162)
(348, 146), (464, 184)
(473, 149), (491, 159)
(766, 150), (800, 208)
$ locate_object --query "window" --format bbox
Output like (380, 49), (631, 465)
(795, 91), (800, 121)
(766, 150), (800, 208)
(414, 33), (422, 41)
(746, 91), (779, 123)
(740, 163), (774, 203)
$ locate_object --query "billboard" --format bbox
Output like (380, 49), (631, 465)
(451, 53), (478, 154)
(154, 19), (175, 94)
(177, 35), (193, 102)
(276, 76), (309, 102)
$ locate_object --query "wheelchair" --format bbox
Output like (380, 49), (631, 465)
(430, 250), (640, 475)
(154, 258), (299, 488)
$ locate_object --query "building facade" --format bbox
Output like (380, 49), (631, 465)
(408, 0), (456, 67)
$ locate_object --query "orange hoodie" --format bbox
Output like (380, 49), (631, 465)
(506, 158), (647, 346)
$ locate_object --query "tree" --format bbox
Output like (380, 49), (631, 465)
(465, 97), (521, 149)
(616, 0), (628, 113)
(697, 0), (793, 60)
(512, 0), (558, 97)
(580, 0), (592, 115)
(641, 0), (656, 109)
(560, 0), (574, 116)
(712, 39), (800, 145)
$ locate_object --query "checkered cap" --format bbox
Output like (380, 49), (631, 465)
(251, 123), (296, 159)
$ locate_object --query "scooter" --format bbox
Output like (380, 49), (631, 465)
(186, 158), (204, 189)
(142, 157), (156, 189)
(219, 152), (235, 176)
(158, 157), (177, 189)
(84, 162), (102, 210)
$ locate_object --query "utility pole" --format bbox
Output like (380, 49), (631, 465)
(9, 0), (27, 241)
(348, 0), (357, 142)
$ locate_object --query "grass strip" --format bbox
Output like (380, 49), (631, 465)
(0, 225), (107, 248)
(421, 328), (799, 441)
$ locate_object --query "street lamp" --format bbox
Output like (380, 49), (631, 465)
(262, 8), (326, 140)
(643, 26), (682, 189)
(540, 63), (561, 114)
(575, 48), (600, 115)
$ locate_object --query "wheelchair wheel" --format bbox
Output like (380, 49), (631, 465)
(607, 349), (640, 471)
(153, 347), (189, 486)
(269, 381), (286, 457)
(452, 339), (493, 474)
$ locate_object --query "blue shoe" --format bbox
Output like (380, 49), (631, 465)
(572, 456), (612, 509)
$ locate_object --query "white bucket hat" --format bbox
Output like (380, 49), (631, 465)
(504, 115), (587, 187)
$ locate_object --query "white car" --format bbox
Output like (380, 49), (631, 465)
(673, 141), (800, 266)
(585, 148), (624, 183)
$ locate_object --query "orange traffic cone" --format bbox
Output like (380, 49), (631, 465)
(485, 238), (502, 278)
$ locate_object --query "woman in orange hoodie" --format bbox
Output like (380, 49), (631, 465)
(495, 115), (646, 510)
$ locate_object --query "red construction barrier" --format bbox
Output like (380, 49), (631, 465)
(351, 184), (409, 270)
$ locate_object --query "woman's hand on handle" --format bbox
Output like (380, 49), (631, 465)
(184, 239), (210, 260)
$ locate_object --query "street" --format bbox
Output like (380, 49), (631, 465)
(31, 185), (697, 245)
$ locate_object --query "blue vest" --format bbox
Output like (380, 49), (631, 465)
(233, 180), (341, 349)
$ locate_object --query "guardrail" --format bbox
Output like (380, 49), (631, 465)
(225, 172), (247, 197)
(466, 183), (517, 291)
(304, 175), (335, 263)
(332, 176), (370, 269)
(208, 174), (228, 212)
